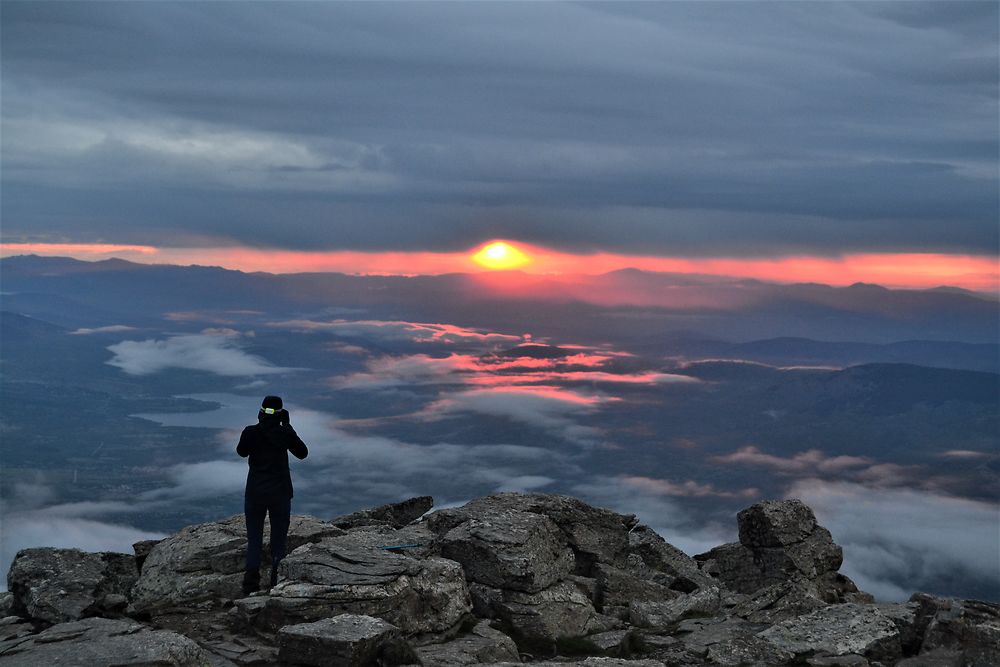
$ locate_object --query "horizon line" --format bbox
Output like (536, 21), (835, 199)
(1, 242), (998, 294)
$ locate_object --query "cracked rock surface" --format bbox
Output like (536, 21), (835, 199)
(3, 493), (995, 666)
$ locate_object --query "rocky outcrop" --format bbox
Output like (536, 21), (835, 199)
(437, 509), (575, 593)
(3, 492), (995, 666)
(427, 493), (633, 575)
(129, 513), (344, 615)
(6, 548), (137, 624)
(695, 499), (871, 603)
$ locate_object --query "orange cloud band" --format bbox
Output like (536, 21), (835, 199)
(1, 242), (996, 292)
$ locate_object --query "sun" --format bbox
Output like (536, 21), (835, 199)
(472, 241), (531, 270)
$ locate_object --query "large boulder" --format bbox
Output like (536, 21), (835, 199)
(234, 537), (471, 636)
(738, 499), (816, 547)
(427, 493), (632, 574)
(0, 617), (208, 666)
(695, 499), (869, 602)
(437, 509), (574, 593)
(6, 548), (137, 624)
(277, 614), (417, 666)
(332, 495), (434, 529)
(757, 603), (902, 663)
(493, 579), (600, 648)
(129, 514), (344, 615)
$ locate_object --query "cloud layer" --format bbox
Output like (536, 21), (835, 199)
(788, 479), (1000, 601)
(106, 332), (293, 376)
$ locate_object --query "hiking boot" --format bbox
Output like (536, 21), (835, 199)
(241, 569), (260, 596)
(269, 563), (280, 588)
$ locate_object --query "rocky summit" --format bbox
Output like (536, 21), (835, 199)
(1, 493), (996, 667)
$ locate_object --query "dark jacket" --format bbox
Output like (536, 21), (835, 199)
(237, 414), (308, 499)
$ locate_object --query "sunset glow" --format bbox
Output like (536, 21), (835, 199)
(472, 242), (531, 270)
(1, 242), (996, 292)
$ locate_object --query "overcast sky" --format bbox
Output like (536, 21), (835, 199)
(1, 1), (997, 257)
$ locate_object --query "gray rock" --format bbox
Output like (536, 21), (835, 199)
(438, 509), (574, 593)
(329, 523), (439, 559)
(494, 579), (598, 648)
(813, 571), (875, 604)
(805, 657), (870, 666)
(584, 628), (635, 657)
(138, 605), (277, 665)
(479, 660), (666, 667)
(593, 563), (679, 614)
(696, 499), (867, 602)
(731, 580), (828, 624)
(0, 596), (13, 619)
(0, 619), (33, 643)
(6, 548), (137, 624)
(737, 499), (816, 548)
(132, 539), (163, 573)
(672, 617), (762, 658)
(697, 536), (843, 596)
(332, 495), (434, 529)
(758, 603), (901, 662)
(875, 601), (922, 655)
(237, 539), (470, 636)
(628, 526), (715, 593)
(129, 513), (344, 615)
(912, 594), (1000, 667)
(0, 617), (208, 666)
(469, 583), (503, 618)
(704, 634), (796, 666)
(427, 493), (631, 574)
(628, 586), (721, 629)
(583, 612), (626, 636)
(415, 620), (521, 665)
(277, 614), (417, 666)
(896, 648), (963, 666)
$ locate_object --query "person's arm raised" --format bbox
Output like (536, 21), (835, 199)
(236, 427), (253, 458)
(285, 424), (308, 460)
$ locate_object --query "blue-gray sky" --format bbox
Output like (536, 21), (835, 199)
(1, 1), (997, 256)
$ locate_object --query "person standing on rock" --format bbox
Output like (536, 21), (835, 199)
(237, 395), (309, 595)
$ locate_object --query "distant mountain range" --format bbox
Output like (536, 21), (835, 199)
(3, 254), (998, 367)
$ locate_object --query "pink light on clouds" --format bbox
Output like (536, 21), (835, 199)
(464, 371), (699, 386)
(2, 241), (996, 291)
(620, 475), (758, 499)
(1, 243), (158, 256)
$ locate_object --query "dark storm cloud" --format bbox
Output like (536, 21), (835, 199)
(1, 1), (996, 255)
